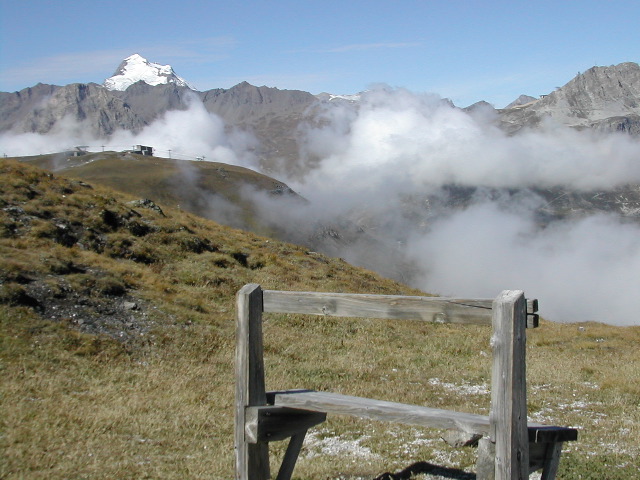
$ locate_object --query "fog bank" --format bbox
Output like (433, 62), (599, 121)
(0, 95), (259, 168)
(281, 87), (640, 325)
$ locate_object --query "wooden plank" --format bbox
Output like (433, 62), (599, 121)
(490, 290), (529, 480)
(271, 390), (493, 435)
(235, 284), (269, 480)
(268, 390), (575, 443)
(529, 426), (577, 443)
(264, 290), (493, 324)
(263, 290), (538, 327)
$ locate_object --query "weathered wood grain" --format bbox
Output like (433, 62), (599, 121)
(264, 290), (537, 326)
(234, 284), (574, 480)
(490, 290), (529, 480)
(476, 437), (496, 480)
(235, 284), (269, 480)
(272, 390), (493, 435)
(276, 432), (308, 480)
(268, 390), (576, 442)
(540, 442), (564, 480)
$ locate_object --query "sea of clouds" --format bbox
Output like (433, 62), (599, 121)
(2, 86), (640, 325)
(265, 87), (640, 326)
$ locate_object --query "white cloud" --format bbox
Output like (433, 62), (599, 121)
(274, 86), (640, 326)
(109, 95), (257, 166)
(0, 94), (258, 168)
(407, 204), (640, 325)
(297, 87), (640, 192)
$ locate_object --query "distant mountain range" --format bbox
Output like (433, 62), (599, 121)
(1, 56), (639, 171)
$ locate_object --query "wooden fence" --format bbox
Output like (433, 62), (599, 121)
(235, 284), (577, 480)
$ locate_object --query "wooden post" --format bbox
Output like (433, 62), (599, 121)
(235, 284), (270, 480)
(489, 290), (529, 480)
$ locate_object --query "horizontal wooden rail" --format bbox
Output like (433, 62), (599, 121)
(270, 389), (492, 435)
(263, 290), (538, 327)
(268, 390), (577, 444)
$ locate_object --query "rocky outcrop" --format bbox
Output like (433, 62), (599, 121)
(500, 63), (640, 134)
(0, 82), (147, 135)
(504, 94), (537, 109)
(111, 82), (194, 131)
(589, 114), (640, 135)
(199, 82), (316, 170)
(199, 81), (315, 124)
(0, 83), (60, 132)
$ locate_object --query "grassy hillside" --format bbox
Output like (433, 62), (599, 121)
(1, 159), (639, 479)
(17, 151), (301, 235)
(15, 152), (413, 282)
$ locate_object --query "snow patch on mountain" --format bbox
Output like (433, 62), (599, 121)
(316, 92), (362, 102)
(103, 54), (193, 91)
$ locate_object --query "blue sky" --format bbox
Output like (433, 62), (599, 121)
(1, 0), (638, 108)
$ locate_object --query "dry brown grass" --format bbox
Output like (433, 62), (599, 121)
(1, 159), (639, 479)
(18, 152), (299, 236)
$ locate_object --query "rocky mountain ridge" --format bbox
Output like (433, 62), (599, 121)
(504, 94), (537, 109)
(2, 58), (638, 155)
(499, 62), (640, 134)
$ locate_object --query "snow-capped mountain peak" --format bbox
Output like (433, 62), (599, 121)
(103, 54), (193, 91)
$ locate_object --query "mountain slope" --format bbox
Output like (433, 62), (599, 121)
(0, 53), (316, 138)
(504, 94), (537, 109)
(1, 159), (639, 479)
(0, 158), (414, 330)
(0, 82), (146, 135)
(0, 74), (316, 168)
(13, 151), (413, 281)
(0, 83), (60, 132)
(499, 62), (640, 133)
(16, 150), (301, 233)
